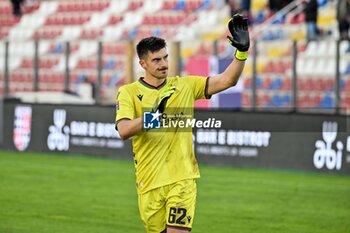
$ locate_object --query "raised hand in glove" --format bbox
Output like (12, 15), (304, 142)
(227, 14), (250, 60)
(152, 86), (176, 113)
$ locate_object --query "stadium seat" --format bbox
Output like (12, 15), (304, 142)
(128, 0), (143, 11)
(0, 17), (21, 27)
(242, 92), (251, 106)
(0, 27), (10, 39)
(344, 79), (350, 91)
(108, 15), (124, 25)
(318, 94), (334, 108)
(80, 28), (103, 39)
(103, 43), (126, 55)
(257, 93), (270, 107)
(341, 95), (350, 108)
(162, 0), (177, 10)
(34, 27), (62, 39)
(243, 76), (251, 89)
(0, 5), (11, 14)
(324, 78), (334, 91)
(314, 79), (325, 91)
(261, 76), (272, 89)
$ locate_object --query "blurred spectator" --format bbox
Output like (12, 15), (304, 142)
(241, 0), (252, 24)
(336, 0), (350, 40)
(303, 0), (319, 41)
(269, 0), (292, 14)
(10, 0), (24, 17)
(268, 0), (278, 13)
(226, 0), (241, 17)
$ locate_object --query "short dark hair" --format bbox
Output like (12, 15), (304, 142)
(136, 36), (166, 59)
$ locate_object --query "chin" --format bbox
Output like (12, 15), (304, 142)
(157, 74), (167, 79)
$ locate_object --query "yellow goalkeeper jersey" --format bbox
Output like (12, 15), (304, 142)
(116, 76), (210, 194)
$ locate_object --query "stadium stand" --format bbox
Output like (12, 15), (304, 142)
(0, 0), (349, 110)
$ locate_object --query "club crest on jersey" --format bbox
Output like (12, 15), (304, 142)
(13, 105), (32, 151)
(143, 110), (161, 129)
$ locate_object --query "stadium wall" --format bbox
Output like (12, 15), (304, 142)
(1, 100), (350, 174)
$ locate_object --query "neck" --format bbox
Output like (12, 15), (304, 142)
(143, 75), (166, 87)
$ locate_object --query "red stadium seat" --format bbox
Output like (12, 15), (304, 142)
(0, 5), (11, 14)
(341, 96), (350, 108)
(281, 78), (291, 90)
(80, 28), (103, 39)
(298, 77), (314, 91)
(45, 14), (91, 26)
(128, 0), (143, 11)
(108, 15), (123, 25)
(325, 79), (334, 90)
(261, 76), (272, 89)
(311, 94), (322, 107)
(185, 0), (202, 11)
(257, 93), (270, 107)
(263, 60), (274, 73)
(314, 79), (325, 91)
(242, 92), (251, 106)
(0, 17), (20, 27)
(243, 77), (251, 89)
(34, 27), (62, 39)
(344, 79), (350, 91)
(162, 0), (177, 10)
(0, 26), (10, 39)
(103, 43), (126, 55)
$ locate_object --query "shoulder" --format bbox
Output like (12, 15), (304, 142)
(179, 76), (208, 84)
(119, 81), (140, 94)
(172, 75), (205, 81)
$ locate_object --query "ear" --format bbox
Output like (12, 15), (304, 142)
(139, 60), (146, 70)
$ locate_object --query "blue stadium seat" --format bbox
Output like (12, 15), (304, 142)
(175, 0), (185, 10)
(104, 59), (116, 70)
(256, 75), (263, 89)
(269, 94), (283, 107)
(318, 94), (334, 108)
(270, 78), (283, 90)
(318, 0), (328, 7)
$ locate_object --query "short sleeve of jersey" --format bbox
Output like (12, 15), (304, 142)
(115, 86), (134, 123)
(182, 75), (211, 100)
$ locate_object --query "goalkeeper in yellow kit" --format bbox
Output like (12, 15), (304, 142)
(115, 14), (250, 233)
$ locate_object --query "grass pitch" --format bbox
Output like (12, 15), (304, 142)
(0, 151), (349, 233)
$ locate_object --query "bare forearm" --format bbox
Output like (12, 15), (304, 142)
(207, 58), (246, 95)
(117, 118), (143, 140)
(222, 58), (246, 86)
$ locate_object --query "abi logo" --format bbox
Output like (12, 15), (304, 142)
(313, 122), (343, 170)
(47, 109), (70, 151)
(143, 110), (161, 129)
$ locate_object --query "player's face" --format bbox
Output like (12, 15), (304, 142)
(140, 48), (169, 79)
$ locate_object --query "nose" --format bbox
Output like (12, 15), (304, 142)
(160, 58), (168, 67)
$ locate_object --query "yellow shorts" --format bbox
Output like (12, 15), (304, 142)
(138, 179), (197, 233)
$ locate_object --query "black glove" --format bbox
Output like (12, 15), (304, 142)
(227, 14), (250, 52)
(152, 86), (176, 113)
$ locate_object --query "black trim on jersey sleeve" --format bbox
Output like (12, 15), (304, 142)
(205, 77), (212, 99)
(115, 118), (132, 131)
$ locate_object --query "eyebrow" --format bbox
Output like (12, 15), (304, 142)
(151, 54), (168, 62)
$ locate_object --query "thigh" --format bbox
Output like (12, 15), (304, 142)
(165, 179), (197, 231)
(138, 188), (167, 233)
